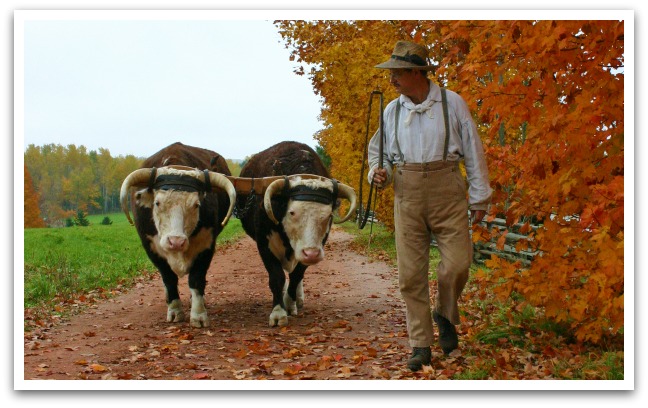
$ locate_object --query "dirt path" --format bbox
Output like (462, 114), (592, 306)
(23, 228), (438, 381)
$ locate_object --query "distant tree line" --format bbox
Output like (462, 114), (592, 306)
(24, 144), (143, 227)
(24, 143), (327, 228)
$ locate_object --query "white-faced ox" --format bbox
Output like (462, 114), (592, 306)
(237, 142), (357, 327)
(120, 157), (236, 328)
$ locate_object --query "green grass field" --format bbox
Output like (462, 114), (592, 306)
(23, 212), (245, 310)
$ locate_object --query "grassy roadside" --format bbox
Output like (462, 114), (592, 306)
(23, 213), (246, 317)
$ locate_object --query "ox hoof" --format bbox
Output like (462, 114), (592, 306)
(167, 299), (185, 323)
(190, 312), (209, 328)
(189, 289), (209, 328)
(269, 305), (289, 327)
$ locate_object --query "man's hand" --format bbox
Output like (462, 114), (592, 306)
(372, 168), (388, 188)
(471, 210), (486, 224)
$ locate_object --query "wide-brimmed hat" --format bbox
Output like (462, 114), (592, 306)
(375, 40), (435, 71)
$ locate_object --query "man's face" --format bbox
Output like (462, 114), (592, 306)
(389, 69), (420, 96)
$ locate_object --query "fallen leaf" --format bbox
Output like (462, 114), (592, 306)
(333, 320), (350, 328)
(193, 372), (210, 380)
(284, 364), (304, 376)
(179, 333), (194, 341)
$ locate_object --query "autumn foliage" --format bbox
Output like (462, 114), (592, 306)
(276, 20), (624, 343)
(24, 164), (46, 228)
(25, 144), (143, 227)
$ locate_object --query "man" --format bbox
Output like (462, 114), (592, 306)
(368, 40), (492, 372)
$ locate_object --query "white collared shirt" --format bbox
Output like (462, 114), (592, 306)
(368, 81), (492, 210)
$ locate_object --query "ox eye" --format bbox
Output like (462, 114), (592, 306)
(289, 210), (296, 216)
(155, 201), (160, 207)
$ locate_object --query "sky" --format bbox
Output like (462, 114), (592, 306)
(8, 1), (644, 401)
(16, 8), (640, 165)
(20, 16), (323, 160)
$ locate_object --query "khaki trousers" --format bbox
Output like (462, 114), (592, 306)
(393, 162), (472, 348)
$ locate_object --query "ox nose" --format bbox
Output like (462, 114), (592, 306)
(167, 236), (187, 251)
(301, 248), (322, 264)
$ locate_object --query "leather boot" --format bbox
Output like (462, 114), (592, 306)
(407, 346), (432, 372)
(433, 311), (458, 354)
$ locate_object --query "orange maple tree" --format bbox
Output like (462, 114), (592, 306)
(24, 164), (46, 228)
(276, 20), (624, 343)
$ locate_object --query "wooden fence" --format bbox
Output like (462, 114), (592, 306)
(432, 217), (542, 266)
(471, 217), (541, 266)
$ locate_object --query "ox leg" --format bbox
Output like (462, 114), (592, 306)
(188, 288), (208, 328)
(260, 248), (289, 327)
(187, 251), (212, 328)
(158, 265), (184, 323)
(284, 264), (307, 316)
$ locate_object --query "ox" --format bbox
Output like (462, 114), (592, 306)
(120, 142), (236, 328)
(237, 141), (357, 327)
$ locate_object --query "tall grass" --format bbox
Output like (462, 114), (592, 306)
(23, 213), (245, 310)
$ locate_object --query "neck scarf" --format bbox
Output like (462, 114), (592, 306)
(402, 98), (435, 127)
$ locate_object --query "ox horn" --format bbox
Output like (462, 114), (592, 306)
(119, 168), (154, 225)
(263, 176), (358, 225)
(263, 178), (287, 225)
(207, 172), (237, 227)
(334, 182), (358, 224)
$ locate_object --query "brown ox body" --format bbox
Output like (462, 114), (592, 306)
(237, 141), (357, 326)
(120, 142), (236, 327)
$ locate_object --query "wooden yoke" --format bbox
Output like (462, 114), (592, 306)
(161, 166), (329, 196)
(225, 174), (329, 195)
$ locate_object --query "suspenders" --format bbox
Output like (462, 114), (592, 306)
(440, 88), (451, 162)
(394, 87), (450, 163)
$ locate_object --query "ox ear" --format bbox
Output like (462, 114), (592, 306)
(135, 188), (154, 208)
